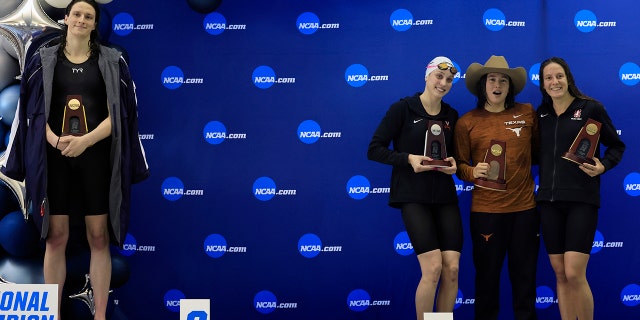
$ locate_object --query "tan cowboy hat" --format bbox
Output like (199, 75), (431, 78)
(465, 55), (527, 97)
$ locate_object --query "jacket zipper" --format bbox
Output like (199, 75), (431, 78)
(550, 115), (559, 202)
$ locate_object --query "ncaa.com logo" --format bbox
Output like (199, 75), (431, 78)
(347, 289), (391, 312)
(529, 62), (541, 87)
(297, 12), (340, 35)
(161, 66), (204, 90)
(455, 289), (474, 309)
(535, 286), (557, 309)
(621, 284), (640, 307)
(203, 234), (247, 258)
(483, 8), (526, 31)
(203, 121), (247, 145)
(161, 177), (204, 201)
(164, 289), (186, 312)
(112, 12), (154, 36)
(574, 10), (616, 33)
(344, 64), (389, 88)
(346, 175), (390, 200)
(453, 173), (472, 194)
(252, 66), (296, 89)
(591, 230), (623, 254)
(298, 233), (342, 258)
(254, 290), (297, 314)
(393, 231), (413, 256)
(297, 120), (341, 144)
(623, 172), (640, 196)
(253, 177), (296, 201)
(619, 63), (640, 87)
(203, 12), (247, 35)
(389, 9), (433, 32)
(118, 233), (156, 257)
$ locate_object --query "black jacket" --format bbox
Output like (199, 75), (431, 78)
(536, 98), (625, 207)
(368, 93), (459, 208)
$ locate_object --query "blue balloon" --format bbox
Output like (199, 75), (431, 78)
(98, 6), (113, 42)
(110, 253), (131, 288)
(186, 0), (222, 14)
(0, 211), (40, 257)
(0, 255), (44, 284)
(0, 84), (19, 127)
(37, 0), (65, 23)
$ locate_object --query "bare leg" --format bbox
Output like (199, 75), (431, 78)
(44, 215), (69, 319)
(549, 252), (593, 320)
(435, 250), (460, 312)
(549, 254), (573, 319)
(415, 250), (443, 320)
(564, 252), (593, 320)
(85, 214), (111, 320)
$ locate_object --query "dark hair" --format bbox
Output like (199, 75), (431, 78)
(57, 0), (101, 58)
(474, 74), (516, 110)
(538, 57), (593, 106)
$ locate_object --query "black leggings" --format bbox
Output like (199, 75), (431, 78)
(400, 203), (463, 255)
(470, 209), (540, 320)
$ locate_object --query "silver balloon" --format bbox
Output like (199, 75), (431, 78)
(0, 45), (19, 90)
(0, 1), (23, 21)
(0, 275), (16, 284)
(0, 152), (27, 220)
(0, 32), (19, 59)
(43, 0), (71, 9)
(68, 273), (114, 316)
(69, 274), (96, 316)
(0, 0), (62, 71)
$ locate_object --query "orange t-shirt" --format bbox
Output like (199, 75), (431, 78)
(454, 103), (538, 213)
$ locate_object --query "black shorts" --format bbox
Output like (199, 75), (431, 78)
(46, 139), (111, 216)
(539, 201), (598, 254)
(401, 203), (463, 255)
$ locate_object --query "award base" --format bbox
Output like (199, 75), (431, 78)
(562, 152), (595, 166)
(421, 159), (452, 167)
(474, 178), (507, 191)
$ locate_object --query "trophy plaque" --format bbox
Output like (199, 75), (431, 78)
(61, 95), (87, 136)
(421, 120), (452, 167)
(474, 139), (507, 191)
(562, 118), (601, 166)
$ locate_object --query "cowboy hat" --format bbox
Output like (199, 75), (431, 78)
(465, 55), (527, 97)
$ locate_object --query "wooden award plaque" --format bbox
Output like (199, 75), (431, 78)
(61, 95), (87, 136)
(474, 139), (507, 191)
(421, 120), (452, 167)
(562, 118), (601, 166)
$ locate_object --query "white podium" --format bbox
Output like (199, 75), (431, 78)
(424, 312), (454, 320)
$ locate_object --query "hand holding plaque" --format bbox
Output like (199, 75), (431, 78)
(562, 118), (601, 166)
(421, 120), (452, 167)
(61, 95), (87, 136)
(474, 139), (507, 191)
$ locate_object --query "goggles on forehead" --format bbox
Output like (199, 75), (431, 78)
(428, 62), (458, 75)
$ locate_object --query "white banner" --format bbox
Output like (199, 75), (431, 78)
(180, 299), (210, 320)
(0, 284), (58, 319)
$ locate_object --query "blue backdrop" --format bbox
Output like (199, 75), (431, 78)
(0, 0), (639, 319)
